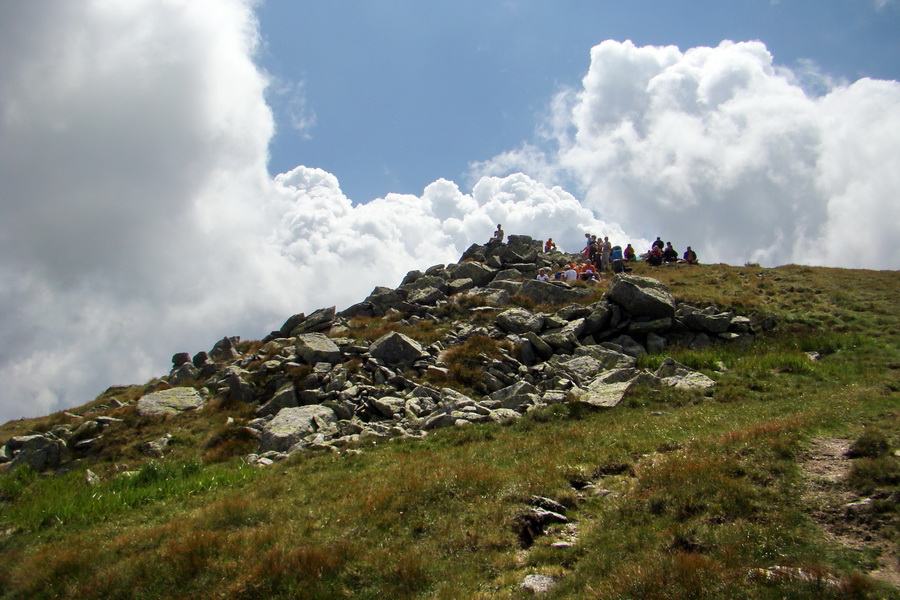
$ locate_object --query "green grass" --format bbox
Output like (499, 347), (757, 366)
(0, 459), (263, 534)
(0, 264), (897, 599)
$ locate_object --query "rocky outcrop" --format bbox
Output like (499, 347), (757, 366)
(1, 235), (770, 472)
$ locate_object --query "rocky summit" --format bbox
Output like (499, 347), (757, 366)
(0, 236), (769, 472)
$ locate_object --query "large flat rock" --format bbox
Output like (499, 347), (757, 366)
(572, 379), (635, 409)
(136, 387), (203, 416)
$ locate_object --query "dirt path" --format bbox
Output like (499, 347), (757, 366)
(800, 437), (900, 589)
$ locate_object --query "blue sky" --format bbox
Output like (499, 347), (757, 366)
(257, 0), (900, 204)
(0, 0), (898, 422)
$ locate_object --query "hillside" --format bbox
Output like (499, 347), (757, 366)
(0, 237), (898, 599)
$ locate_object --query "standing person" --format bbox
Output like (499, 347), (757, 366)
(583, 233), (592, 257)
(600, 236), (612, 272)
(652, 236), (664, 251)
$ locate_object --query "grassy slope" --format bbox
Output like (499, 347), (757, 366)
(0, 263), (897, 599)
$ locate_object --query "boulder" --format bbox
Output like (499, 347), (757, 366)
(275, 312), (306, 337)
(447, 278), (475, 295)
(446, 261), (496, 287)
(71, 419), (102, 442)
(460, 287), (511, 305)
(406, 286), (447, 306)
(291, 306), (336, 335)
(575, 345), (636, 369)
(259, 405), (338, 453)
(400, 269), (424, 286)
(518, 279), (594, 305)
(257, 381), (299, 417)
(646, 332), (666, 354)
(209, 336), (240, 362)
(336, 301), (374, 319)
(626, 317), (673, 334)
(399, 275), (448, 293)
(7, 435), (69, 472)
(365, 287), (409, 316)
(555, 355), (604, 385)
(136, 387), (203, 417)
(486, 280), (524, 294)
(169, 362), (200, 385)
(369, 332), (429, 367)
(655, 358), (716, 390)
(572, 379), (635, 409)
(490, 381), (540, 411)
(608, 275), (676, 319)
(682, 309), (734, 334)
(372, 396), (407, 419)
(141, 434), (172, 458)
(295, 333), (342, 365)
(494, 268), (524, 281)
(540, 331), (579, 354)
(496, 308), (544, 334)
(607, 335), (647, 359)
(524, 332), (554, 361)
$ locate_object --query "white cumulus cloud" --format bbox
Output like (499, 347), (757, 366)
(475, 40), (900, 269)
(0, 1), (625, 422)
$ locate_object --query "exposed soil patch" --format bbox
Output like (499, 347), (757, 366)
(800, 437), (900, 588)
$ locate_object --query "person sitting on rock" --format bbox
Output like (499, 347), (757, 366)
(646, 246), (663, 266)
(564, 263), (579, 281)
(536, 267), (550, 282)
(652, 236), (664, 251)
(663, 242), (678, 263)
(624, 243), (636, 261)
(579, 262), (593, 280)
(682, 246), (698, 264)
(544, 238), (557, 252)
(488, 224), (505, 246)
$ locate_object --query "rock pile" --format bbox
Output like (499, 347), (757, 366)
(0, 236), (771, 472)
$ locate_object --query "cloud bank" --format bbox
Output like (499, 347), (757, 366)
(475, 40), (900, 269)
(0, 3), (897, 422)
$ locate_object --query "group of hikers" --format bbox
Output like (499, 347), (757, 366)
(643, 236), (699, 266)
(488, 224), (699, 284)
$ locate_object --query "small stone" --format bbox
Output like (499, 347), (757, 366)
(520, 574), (556, 594)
